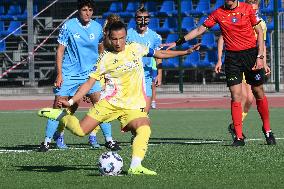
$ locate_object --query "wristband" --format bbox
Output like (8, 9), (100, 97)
(68, 99), (74, 106)
(175, 36), (186, 46)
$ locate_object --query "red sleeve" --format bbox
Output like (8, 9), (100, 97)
(203, 11), (217, 29)
(248, 5), (260, 26)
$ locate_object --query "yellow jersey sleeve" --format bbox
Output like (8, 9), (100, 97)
(129, 42), (150, 57)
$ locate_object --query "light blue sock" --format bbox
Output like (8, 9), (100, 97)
(99, 122), (112, 142)
(45, 119), (59, 139)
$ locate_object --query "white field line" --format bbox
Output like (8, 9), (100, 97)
(0, 138), (283, 154)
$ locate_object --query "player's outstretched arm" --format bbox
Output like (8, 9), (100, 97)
(58, 77), (97, 107)
(161, 26), (207, 50)
(154, 43), (201, 59)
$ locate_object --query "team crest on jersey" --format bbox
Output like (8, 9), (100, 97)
(232, 17), (238, 23)
(255, 74), (261, 81)
(74, 33), (80, 38)
(89, 33), (95, 40)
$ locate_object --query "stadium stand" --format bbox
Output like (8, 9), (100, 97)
(157, 17), (177, 34)
(0, 0), (279, 86)
(156, 0), (176, 17)
(191, 0), (211, 15)
(119, 2), (139, 18)
(173, 0), (193, 17)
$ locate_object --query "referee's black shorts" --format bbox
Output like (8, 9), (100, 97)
(224, 47), (265, 87)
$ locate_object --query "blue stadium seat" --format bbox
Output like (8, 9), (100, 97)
(95, 18), (105, 27)
(102, 2), (123, 18)
(119, 2), (139, 18)
(199, 50), (217, 68)
(157, 1), (176, 17)
(1, 4), (22, 20)
(0, 6), (5, 15)
(191, 0), (210, 15)
(265, 31), (271, 48)
(211, 0), (224, 12)
(2, 21), (22, 36)
(197, 16), (207, 27)
(163, 57), (180, 68)
(144, 1), (158, 16)
(173, 0), (193, 17)
(201, 32), (216, 50)
(157, 17), (177, 34)
(127, 18), (136, 29)
(183, 51), (200, 68)
(17, 4), (38, 20)
(165, 33), (179, 44)
(210, 23), (220, 31)
(0, 38), (6, 52)
(0, 21), (5, 35)
(278, 0), (284, 11)
(148, 18), (160, 31)
(182, 16), (195, 32)
(262, 0), (273, 14)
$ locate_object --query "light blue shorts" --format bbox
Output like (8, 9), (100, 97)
(145, 77), (153, 97)
(53, 74), (101, 97)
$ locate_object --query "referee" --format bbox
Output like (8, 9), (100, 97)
(164, 0), (276, 146)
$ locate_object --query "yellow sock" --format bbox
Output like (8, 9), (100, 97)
(242, 112), (248, 122)
(91, 125), (100, 134)
(61, 115), (86, 137)
(132, 125), (151, 159)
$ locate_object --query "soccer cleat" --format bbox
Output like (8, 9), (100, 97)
(228, 123), (246, 141)
(128, 165), (157, 175)
(37, 108), (67, 121)
(231, 137), (245, 147)
(89, 135), (101, 149)
(262, 128), (276, 145)
(54, 134), (68, 149)
(105, 141), (122, 151)
(38, 142), (50, 152)
(151, 101), (156, 109)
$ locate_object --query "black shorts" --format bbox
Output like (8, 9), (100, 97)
(224, 47), (265, 87)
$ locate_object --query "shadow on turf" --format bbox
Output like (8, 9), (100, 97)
(0, 145), (39, 151)
(15, 165), (98, 173)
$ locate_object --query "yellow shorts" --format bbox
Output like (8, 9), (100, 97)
(87, 99), (148, 131)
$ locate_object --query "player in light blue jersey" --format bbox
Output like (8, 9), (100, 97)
(39, 0), (120, 152)
(126, 5), (162, 113)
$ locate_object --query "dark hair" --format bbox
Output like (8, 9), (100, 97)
(108, 21), (127, 37)
(135, 4), (149, 17)
(77, 0), (95, 10)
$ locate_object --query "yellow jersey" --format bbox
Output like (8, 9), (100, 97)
(90, 42), (150, 109)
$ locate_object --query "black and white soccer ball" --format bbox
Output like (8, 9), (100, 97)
(98, 151), (123, 176)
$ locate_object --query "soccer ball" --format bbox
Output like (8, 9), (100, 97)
(98, 151), (123, 176)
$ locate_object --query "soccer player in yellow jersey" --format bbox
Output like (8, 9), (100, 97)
(38, 21), (201, 175)
(214, 0), (271, 139)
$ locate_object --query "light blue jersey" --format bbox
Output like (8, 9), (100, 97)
(58, 18), (103, 76)
(126, 27), (161, 97)
(55, 18), (103, 96)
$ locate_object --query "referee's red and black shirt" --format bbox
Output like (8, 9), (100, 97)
(203, 1), (261, 51)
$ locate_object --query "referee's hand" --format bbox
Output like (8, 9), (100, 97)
(252, 58), (264, 71)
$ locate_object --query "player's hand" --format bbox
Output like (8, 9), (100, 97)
(215, 60), (222, 73)
(186, 43), (201, 54)
(54, 74), (63, 88)
(264, 64), (271, 76)
(57, 99), (70, 108)
(155, 74), (162, 87)
(160, 42), (177, 50)
(252, 58), (264, 71)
